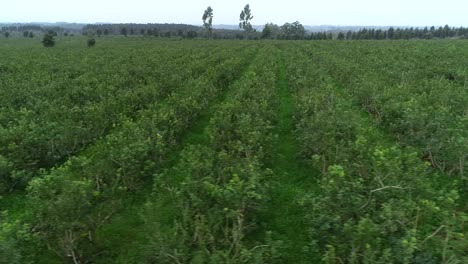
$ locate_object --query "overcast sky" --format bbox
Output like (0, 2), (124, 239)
(2, 0), (467, 26)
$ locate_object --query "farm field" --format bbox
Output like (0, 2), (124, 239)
(0, 37), (467, 263)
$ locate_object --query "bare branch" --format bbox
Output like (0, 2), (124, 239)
(370, 185), (404, 193)
(166, 253), (183, 264)
(422, 225), (446, 244)
(360, 185), (405, 210)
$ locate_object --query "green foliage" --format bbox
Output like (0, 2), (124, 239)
(186, 30), (198, 39)
(145, 146), (273, 263)
(261, 23), (280, 39)
(0, 156), (12, 193)
(285, 43), (468, 263)
(87, 38), (96, 47)
(0, 41), (248, 194)
(27, 170), (95, 261)
(41, 33), (55, 47)
(280, 21), (306, 40)
(239, 4), (254, 33)
(202, 6), (214, 36)
(16, 41), (257, 262)
(0, 209), (41, 264)
(261, 24), (272, 39)
(309, 41), (467, 179)
(0, 38), (467, 263)
(0, 220), (25, 264)
(120, 27), (127, 36)
(142, 47), (281, 263)
(337, 32), (345, 40)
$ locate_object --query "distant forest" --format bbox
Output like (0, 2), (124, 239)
(82, 23), (270, 39)
(333, 25), (468, 40)
(79, 23), (468, 40)
(2, 23), (468, 40)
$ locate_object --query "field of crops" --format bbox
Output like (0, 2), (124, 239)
(0, 37), (467, 263)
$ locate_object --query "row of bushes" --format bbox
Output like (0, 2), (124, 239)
(0, 45), (258, 263)
(0, 43), (236, 194)
(140, 45), (282, 263)
(286, 45), (467, 263)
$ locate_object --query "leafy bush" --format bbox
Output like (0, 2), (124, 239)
(41, 33), (55, 47)
(87, 38), (96, 47)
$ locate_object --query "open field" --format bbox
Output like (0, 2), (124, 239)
(0, 37), (467, 263)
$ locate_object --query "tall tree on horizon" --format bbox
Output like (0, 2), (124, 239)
(202, 6), (214, 37)
(239, 4), (254, 34)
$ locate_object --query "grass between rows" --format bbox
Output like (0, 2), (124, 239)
(90, 48), (261, 263)
(254, 47), (320, 263)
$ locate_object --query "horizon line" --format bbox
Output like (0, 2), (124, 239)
(1, 21), (465, 28)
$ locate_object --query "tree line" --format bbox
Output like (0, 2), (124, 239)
(1, 25), (81, 37)
(3, 3), (468, 41)
(338, 25), (468, 40)
(262, 24), (468, 40)
(82, 23), (202, 38)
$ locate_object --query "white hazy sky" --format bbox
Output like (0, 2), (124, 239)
(2, 0), (467, 26)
